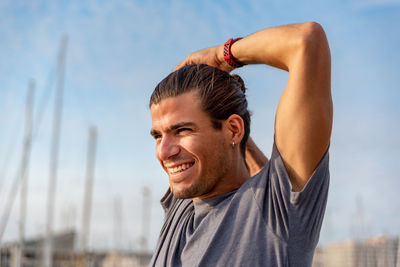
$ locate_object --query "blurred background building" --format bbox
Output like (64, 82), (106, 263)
(0, 230), (152, 266)
(313, 236), (399, 267)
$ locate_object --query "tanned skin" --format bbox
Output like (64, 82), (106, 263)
(151, 91), (250, 200)
(175, 22), (332, 192)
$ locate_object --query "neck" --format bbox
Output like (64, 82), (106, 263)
(193, 154), (250, 202)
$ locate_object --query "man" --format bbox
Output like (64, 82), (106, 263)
(149, 22), (332, 266)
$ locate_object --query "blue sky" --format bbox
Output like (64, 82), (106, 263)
(1, 0), (399, 250)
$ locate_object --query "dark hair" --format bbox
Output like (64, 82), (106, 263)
(149, 64), (250, 159)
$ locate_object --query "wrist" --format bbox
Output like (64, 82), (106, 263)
(213, 44), (234, 72)
(216, 44), (227, 67)
(223, 38), (245, 68)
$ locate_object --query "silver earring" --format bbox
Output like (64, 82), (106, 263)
(232, 141), (235, 148)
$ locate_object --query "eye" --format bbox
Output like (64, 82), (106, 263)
(153, 134), (162, 141)
(177, 128), (192, 134)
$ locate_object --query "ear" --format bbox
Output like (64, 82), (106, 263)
(223, 114), (245, 145)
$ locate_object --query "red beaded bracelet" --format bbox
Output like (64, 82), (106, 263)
(224, 38), (244, 68)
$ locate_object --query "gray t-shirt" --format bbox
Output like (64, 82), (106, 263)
(150, 143), (329, 267)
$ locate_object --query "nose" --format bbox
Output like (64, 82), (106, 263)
(157, 135), (180, 161)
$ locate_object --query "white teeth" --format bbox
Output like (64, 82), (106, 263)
(168, 163), (192, 174)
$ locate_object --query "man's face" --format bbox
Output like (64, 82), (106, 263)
(150, 91), (232, 200)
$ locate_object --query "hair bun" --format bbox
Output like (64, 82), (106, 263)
(231, 74), (246, 93)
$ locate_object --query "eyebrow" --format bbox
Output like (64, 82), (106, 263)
(150, 121), (197, 137)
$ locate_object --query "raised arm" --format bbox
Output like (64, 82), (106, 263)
(176, 22), (333, 191)
(245, 137), (268, 177)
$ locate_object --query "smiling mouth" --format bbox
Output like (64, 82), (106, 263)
(167, 162), (194, 175)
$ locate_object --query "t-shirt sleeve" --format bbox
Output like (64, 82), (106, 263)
(252, 142), (329, 249)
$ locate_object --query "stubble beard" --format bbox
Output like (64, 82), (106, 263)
(172, 147), (230, 199)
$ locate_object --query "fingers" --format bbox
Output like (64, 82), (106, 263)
(175, 49), (209, 71)
(174, 61), (185, 71)
(174, 46), (233, 72)
(175, 56), (191, 71)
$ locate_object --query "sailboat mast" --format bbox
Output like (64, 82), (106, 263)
(43, 36), (67, 267)
(16, 80), (35, 267)
(80, 126), (97, 251)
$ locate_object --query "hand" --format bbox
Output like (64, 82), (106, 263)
(174, 44), (234, 73)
